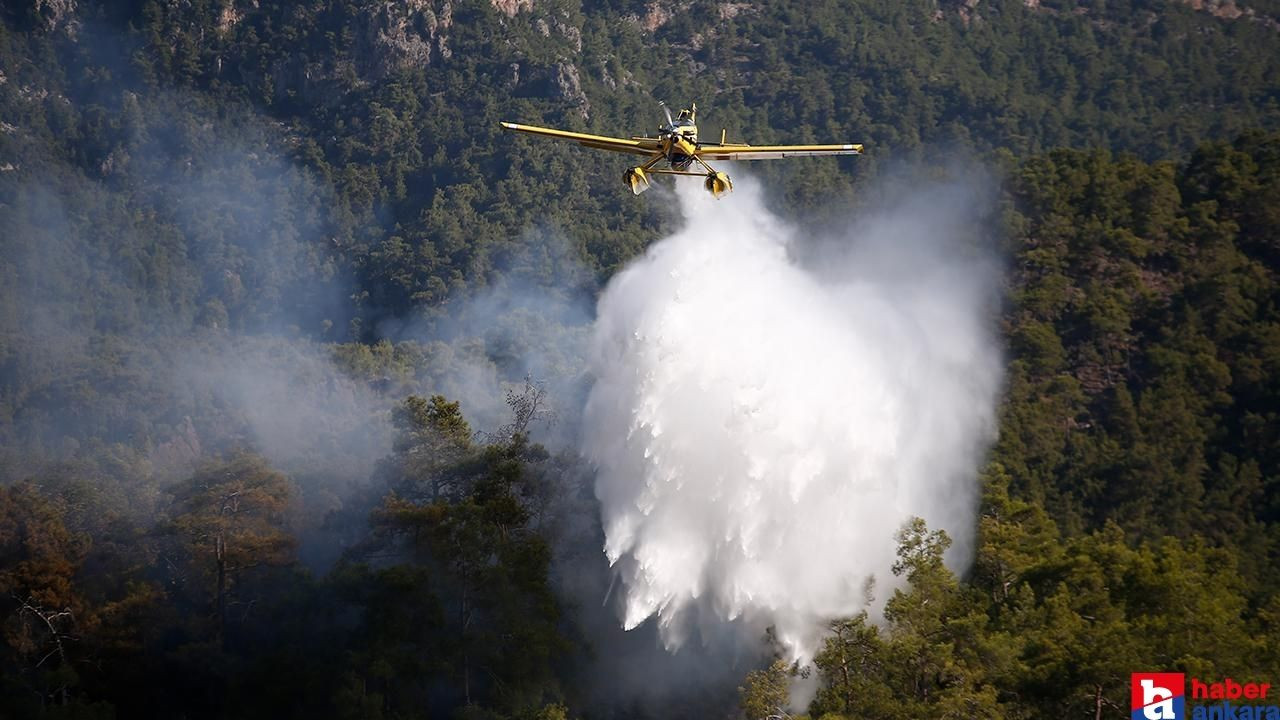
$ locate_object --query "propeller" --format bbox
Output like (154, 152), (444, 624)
(658, 100), (674, 128)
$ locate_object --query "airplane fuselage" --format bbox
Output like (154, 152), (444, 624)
(660, 120), (699, 170)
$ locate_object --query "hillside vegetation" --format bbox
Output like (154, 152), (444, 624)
(1, 0), (1279, 718)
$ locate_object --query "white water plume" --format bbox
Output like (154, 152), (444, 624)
(581, 173), (1003, 662)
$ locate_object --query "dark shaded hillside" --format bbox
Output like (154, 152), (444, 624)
(5, 0), (1280, 324)
(3, 0), (1278, 461)
(2, 1), (1280, 719)
(1000, 133), (1280, 581)
(730, 136), (1280, 720)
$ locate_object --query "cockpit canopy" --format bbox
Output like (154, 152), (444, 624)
(658, 102), (698, 140)
(673, 104), (698, 138)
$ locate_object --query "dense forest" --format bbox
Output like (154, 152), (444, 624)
(2, 0), (1280, 717)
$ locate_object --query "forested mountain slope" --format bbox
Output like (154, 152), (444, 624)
(1, 1), (1279, 718)
(6, 0), (1280, 326)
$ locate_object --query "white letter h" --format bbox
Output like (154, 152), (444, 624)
(1142, 679), (1175, 720)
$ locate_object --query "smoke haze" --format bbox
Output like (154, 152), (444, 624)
(4, 31), (1005, 700)
(581, 173), (1003, 663)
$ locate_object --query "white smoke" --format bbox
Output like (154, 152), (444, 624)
(581, 173), (1003, 663)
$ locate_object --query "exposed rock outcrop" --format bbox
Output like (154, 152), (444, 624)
(491, 0), (534, 17)
(509, 61), (590, 118)
(353, 0), (454, 82)
(1180, 0), (1244, 19)
(217, 0), (247, 34)
(553, 62), (590, 118)
(640, 2), (673, 32)
(1173, 0), (1278, 29)
(936, 0), (982, 26)
(31, 0), (79, 35)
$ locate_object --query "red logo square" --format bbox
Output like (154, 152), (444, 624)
(1132, 673), (1185, 719)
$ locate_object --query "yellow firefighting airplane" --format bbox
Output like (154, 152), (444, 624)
(500, 102), (863, 198)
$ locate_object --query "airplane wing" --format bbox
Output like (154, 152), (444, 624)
(500, 122), (661, 157)
(696, 143), (864, 160)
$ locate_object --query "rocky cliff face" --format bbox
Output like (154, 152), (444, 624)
(256, 0), (457, 104)
(1178, 0), (1244, 19)
(353, 0), (454, 82)
(552, 61), (589, 117)
(30, 0), (79, 34)
(490, 1), (593, 118)
(1176, 0), (1280, 28)
(507, 60), (590, 118)
(491, 0), (534, 17)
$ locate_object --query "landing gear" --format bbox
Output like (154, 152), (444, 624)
(694, 156), (732, 198)
(623, 155), (734, 198)
(623, 155), (664, 195)
(703, 171), (732, 198)
(623, 166), (651, 195)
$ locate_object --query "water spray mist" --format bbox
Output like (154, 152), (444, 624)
(581, 174), (1003, 663)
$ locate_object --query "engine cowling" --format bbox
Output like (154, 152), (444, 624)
(704, 171), (732, 198)
(623, 166), (651, 195)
